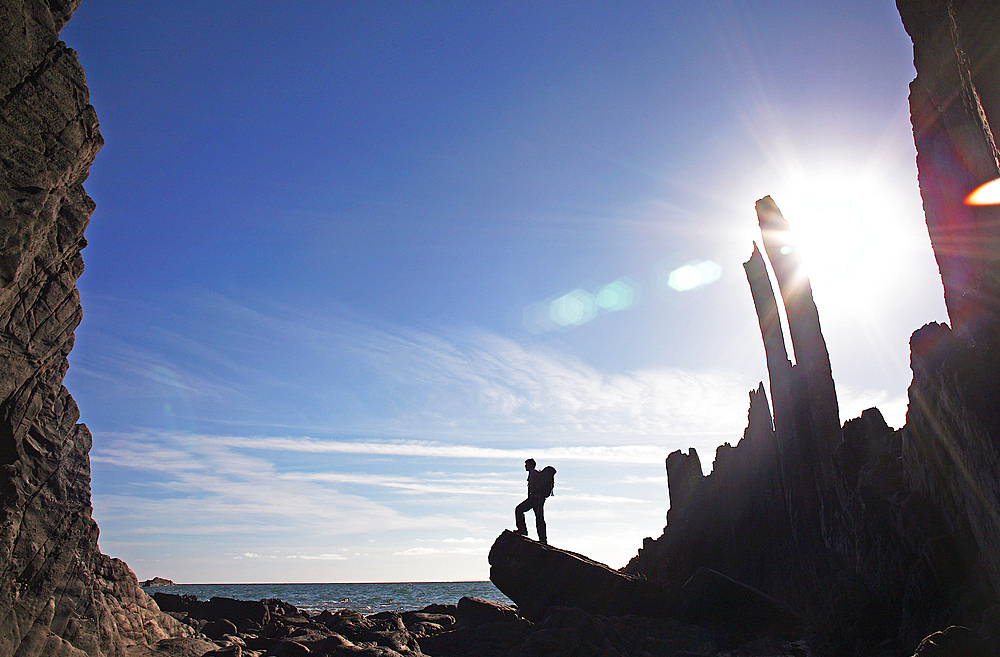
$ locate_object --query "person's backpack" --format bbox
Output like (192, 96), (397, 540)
(539, 465), (556, 498)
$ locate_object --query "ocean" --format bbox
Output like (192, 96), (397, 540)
(142, 581), (513, 615)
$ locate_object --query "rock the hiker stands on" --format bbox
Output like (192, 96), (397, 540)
(488, 530), (675, 621)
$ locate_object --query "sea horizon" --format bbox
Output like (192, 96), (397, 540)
(142, 580), (513, 614)
(145, 579), (494, 585)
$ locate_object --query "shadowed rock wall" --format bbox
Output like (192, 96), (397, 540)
(898, 0), (1000, 339)
(896, 0), (1000, 630)
(0, 1), (188, 655)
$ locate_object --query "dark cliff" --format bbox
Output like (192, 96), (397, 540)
(0, 0), (187, 655)
(625, 1), (1000, 654)
(897, 0), (1000, 341)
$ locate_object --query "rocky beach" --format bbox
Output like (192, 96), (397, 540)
(4, 0), (1000, 655)
(118, 528), (991, 656)
(136, 560), (812, 657)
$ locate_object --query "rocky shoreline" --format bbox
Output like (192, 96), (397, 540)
(133, 531), (987, 657)
(136, 530), (799, 656)
(144, 590), (806, 657)
(147, 591), (521, 657)
(141, 590), (983, 657)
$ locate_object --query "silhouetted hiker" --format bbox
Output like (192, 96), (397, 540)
(515, 458), (556, 544)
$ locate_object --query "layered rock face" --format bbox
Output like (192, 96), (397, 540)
(0, 1), (187, 655)
(897, 0), (1000, 629)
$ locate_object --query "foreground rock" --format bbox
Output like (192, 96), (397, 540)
(150, 594), (527, 657)
(490, 531), (807, 651)
(680, 567), (803, 644)
(146, 593), (824, 657)
(489, 530), (675, 621)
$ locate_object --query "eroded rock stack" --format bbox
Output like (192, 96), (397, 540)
(621, 2), (1000, 654)
(624, 198), (844, 618)
(0, 1), (187, 655)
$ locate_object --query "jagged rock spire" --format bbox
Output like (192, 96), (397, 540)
(755, 196), (842, 478)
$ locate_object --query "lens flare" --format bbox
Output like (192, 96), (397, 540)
(522, 278), (639, 333)
(964, 177), (1000, 205)
(550, 290), (597, 326)
(595, 279), (636, 311)
(662, 260), (722, 292)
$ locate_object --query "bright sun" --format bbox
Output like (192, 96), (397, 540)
(761, 166), (917, 317)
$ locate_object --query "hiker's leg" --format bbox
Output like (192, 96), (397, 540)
(515, 498), (531, 535)
(535, 499), (546, 544)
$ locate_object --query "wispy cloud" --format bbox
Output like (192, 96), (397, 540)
(288, 553), (348, 561)
(394, 547), (442, 556)
(81, 298), (766, 579)
(230, 551), (348, 561)
(393, 546), (491, 556)
(90, 430), (663, 539)
(621, 475), (666, 484)
(556, 493), (651, 504)
(75, 293), (759, 444)
(347, 328), (759, 441)
(207, 436), (691, 463)
(90, 432), (463, 541)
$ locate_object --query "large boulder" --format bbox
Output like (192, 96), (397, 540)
(455, 596), (518, 627)
(489, 530), (675, 621)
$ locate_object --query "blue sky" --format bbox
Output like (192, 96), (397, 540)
(61, 0), (947, 583)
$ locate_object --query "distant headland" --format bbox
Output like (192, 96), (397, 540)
(140, 577), (176, 587)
